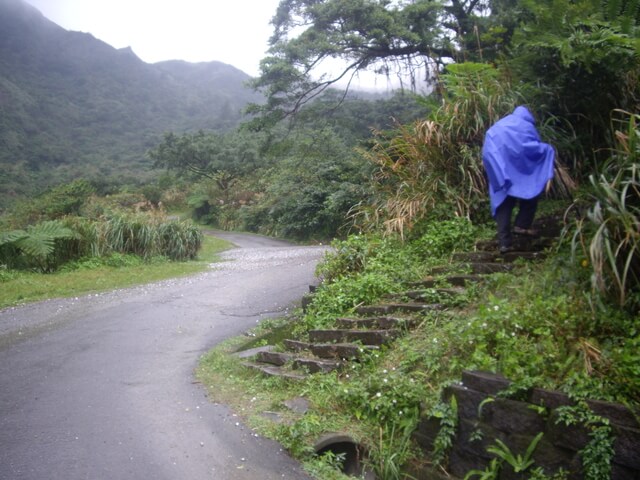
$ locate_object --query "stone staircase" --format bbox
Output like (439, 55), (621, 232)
(239, 216), (562, 380)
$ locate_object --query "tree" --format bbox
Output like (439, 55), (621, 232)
(506, 0), (640, 171)
(243, 125), (369, 239)
(249, 0), (511, 124)
(148, 130), (263, 190)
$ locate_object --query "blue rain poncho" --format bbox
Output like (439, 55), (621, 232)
(482, 106), (555, 216)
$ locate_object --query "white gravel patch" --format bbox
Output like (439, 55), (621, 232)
(215, 246), (329, 271)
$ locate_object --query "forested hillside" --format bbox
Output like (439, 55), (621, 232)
(0, 0), (261, 207)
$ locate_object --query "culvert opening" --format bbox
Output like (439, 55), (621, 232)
(314, 434), (374, 479)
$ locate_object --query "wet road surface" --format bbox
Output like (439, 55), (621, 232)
(0, 232), (327, 479)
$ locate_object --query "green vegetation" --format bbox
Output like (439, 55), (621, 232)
(2, 0), (640, 478)
(148, 91), (429, 241)
(0, 178), (231, 308)
(197, 204), (637, 478)
(195, 1), (639, 478)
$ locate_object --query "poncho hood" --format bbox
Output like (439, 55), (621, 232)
(482, 106), (555, 216)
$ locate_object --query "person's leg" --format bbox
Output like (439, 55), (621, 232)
(514, 196), (539, 231)
(495, 196), (516, 249)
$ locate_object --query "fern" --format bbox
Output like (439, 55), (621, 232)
(0, 230), (28, 247)
(0, 221), (76, 271)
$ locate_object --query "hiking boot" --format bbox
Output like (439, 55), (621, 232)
(499, 245), (514, 254)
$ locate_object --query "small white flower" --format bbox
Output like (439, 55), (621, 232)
(383, 378), (388, 383)
(376, 392), (382, 398)
(399, 411), (403, 415)
(383, 369), (388, 374)
(493, 305), (499, 311)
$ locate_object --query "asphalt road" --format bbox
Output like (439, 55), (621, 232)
(0, 232), (328, 480)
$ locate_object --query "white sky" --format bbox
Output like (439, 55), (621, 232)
(23, 0), (418, 90)
(24, 0), (282, 76)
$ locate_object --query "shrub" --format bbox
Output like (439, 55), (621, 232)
(410, 217), (486, 260)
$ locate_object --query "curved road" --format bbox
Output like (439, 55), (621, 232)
(0, 232), (327, 480)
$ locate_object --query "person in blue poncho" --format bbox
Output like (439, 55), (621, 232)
(482, 106), (555, 253)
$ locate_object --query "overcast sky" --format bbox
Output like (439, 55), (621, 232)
(24, 0), (282, 76)
(23, 0), (414, 91)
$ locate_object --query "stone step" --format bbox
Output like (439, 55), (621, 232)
(409, 274), (486, 289)
(446, 274), (487, 286)
(469, 262), (516, 274)
(283, 339), (311, 352)
(256, 350), (342, 374)
(293, 357), (341, 374)
(475, 236), (555, 252)
(256, 350), (296, 366)
(283, 338), (379, 359)
(335, 316), (416, 330)
(405, 287), (465, 302)
(453, 251), (546, 263)
(500, 250), (547, 262)
(430, 261), (516, 276)
(242, 362), (306, 380)
(308, 329), (401, 345)
(452, 251), (503, 263)
(309, 343), (379, 359)
(356, 302), (444, 316)
(233, 345), (275, 359)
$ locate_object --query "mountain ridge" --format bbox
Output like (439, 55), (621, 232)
(0, 0), (262, 207)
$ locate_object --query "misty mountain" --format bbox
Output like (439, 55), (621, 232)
(0, 0), (263, 206)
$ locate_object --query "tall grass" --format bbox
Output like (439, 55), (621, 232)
(93, 213), (203, 261)
(571, 111), (640, 309)
(0, 213), (203, 272)
(354, 64), (520, 236)
(354, 62), (575, 237)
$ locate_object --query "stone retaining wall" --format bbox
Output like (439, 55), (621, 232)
(414, 371), (640, 479)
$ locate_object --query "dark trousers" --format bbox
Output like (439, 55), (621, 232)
(495, 195), (538, 248)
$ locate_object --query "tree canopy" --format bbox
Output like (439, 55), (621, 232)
(250, 0), (640, 131)
(248, 0), (514, 123)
